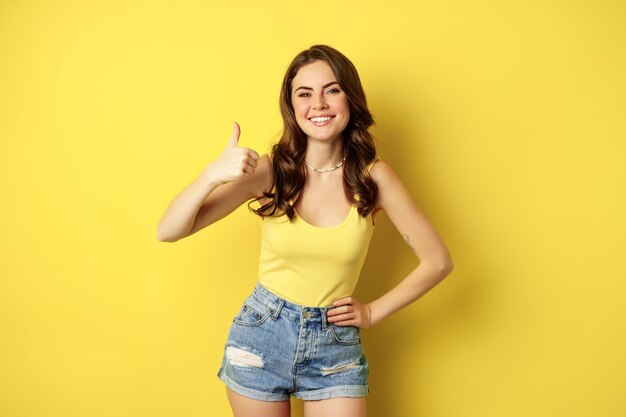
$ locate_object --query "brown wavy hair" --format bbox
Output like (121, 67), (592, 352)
(249, 44), (379, 221)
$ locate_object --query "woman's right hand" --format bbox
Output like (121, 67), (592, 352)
(199, 122), (260, 186)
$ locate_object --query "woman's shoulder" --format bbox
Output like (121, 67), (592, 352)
(368, 158), (412, 209)
(368, 157), (391, 180)
(368, 158), (404, 194)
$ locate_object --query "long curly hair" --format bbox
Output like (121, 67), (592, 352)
(249, 44), (379, 221)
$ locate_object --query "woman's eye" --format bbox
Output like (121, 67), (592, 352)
(297, 89), (340, 98)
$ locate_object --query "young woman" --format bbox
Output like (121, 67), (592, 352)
(157, 45), (454, 417)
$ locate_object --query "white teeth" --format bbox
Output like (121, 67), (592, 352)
(310, 116), (333, 123)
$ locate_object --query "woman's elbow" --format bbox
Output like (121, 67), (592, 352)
(440, 257), (454, 276)
(427, 256), (454, 278)
(157, 227), (182, 243)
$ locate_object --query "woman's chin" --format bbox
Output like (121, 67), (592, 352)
(306, 134), (343, 142)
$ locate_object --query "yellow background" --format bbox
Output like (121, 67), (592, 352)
(1, 1), (625, 416)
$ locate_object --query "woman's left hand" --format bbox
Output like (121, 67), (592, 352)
(327, 296), (373, 329)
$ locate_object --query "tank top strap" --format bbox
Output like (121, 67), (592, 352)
(367, 158), (380, 172)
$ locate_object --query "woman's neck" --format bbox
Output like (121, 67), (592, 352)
(305, 139), (344, 169)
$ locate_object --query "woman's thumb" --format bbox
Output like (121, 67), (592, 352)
(227, 122), (240, 147)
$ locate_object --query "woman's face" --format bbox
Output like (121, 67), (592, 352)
(290, 60), (350, 143)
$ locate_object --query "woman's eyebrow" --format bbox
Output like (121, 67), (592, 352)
(294, 81), (339, 93)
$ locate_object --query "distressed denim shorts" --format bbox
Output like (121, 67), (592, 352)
(216, 282), (369, 401)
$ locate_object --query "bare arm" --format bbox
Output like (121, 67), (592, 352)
(327, 159), (454, 328)
(156, 122), (268, 242)
(366, 160), (454, 326)
(157, 177), (220, 242)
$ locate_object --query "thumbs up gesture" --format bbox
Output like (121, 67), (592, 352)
(200, 122), (261, 186)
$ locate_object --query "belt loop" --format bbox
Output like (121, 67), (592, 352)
(272, 298), (284, 320)
(321, 307), (329, 330)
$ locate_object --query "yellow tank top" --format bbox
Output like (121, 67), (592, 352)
(257, 158), (379, 307)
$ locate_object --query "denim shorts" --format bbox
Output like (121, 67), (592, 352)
(216, 282), (369, 401)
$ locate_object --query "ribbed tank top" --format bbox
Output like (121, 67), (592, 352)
(257, 158), (379, 307)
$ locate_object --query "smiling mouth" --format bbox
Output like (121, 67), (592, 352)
(309, 116), (335, 126)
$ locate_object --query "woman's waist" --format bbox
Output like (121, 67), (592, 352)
(256, 273), (360, 308)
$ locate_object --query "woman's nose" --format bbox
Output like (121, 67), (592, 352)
(312, 95), (328, 109)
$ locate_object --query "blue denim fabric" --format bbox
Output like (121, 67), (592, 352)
(217, 282), (369, 401)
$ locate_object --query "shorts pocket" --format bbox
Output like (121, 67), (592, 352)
(233, 295), (274, 327)
(328, 324), (361, 345)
